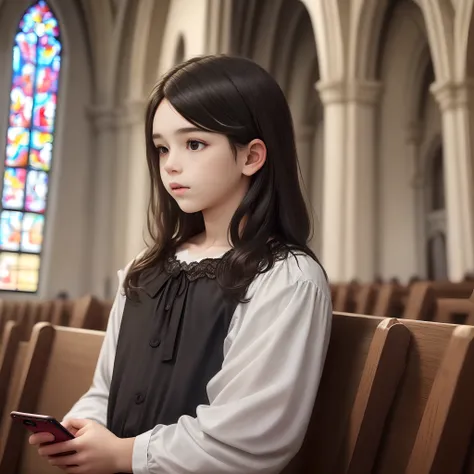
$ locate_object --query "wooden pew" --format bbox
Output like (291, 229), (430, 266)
(0, 323), (104, 474)
(50, 299), (73, 326)
(69, 295), (107, 331)
(3, 311), (474, 473)
(290, 313), (474, 473)
(333, 282), (358, 313)
(0, 295), (108, 460)
(372, 283), (408, 318)
(0, 321), (22, 420)
(403, 281), (474, 320)
(369, 317), (474, 473)
(434, 291), (474, 325)
(286, 315), (410, 473)
(405, 324), (474, 474)
(354, 283), (379, 314)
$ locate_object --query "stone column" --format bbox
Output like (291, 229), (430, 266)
(114, 98), (149, 271)
(431, 80), (474, 280)
(405, 123), (425, 277)
(316, 80), (381, 282)
(86, 106), (118, 298)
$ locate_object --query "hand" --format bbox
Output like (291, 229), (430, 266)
(29, 419), (135, 473)
(28, 419), (80, 452)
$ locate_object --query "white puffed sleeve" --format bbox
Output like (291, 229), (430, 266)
(133, 255), (332, 474)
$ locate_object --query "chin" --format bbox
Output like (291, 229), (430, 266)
(175, 202), (203, 214)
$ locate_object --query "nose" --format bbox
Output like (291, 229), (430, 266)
(163, 150), (182, 174)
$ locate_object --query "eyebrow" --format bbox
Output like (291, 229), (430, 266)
(152, 127), (208, 139)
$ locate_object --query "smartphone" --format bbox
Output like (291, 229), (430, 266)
(10, 411), (75, 442)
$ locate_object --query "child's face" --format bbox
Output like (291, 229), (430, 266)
(152, 99), (250, 215)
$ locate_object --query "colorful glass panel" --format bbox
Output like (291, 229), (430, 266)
(0, 252), (41, 292)
(1, 1), (61, 292)
(0, 252), (19, 290)
(0, 211), (22, 251)
(17, 254), (40, 292)
(21, 213), (44, 253)
(29, 130), (53, 170)
(6, 128), (29, 167)
(32, 93), (56, 131)
(25, 170), (48, 213)
(2, 168), (27, 210)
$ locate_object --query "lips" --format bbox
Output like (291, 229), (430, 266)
(169, 183), (190, 196)
(169, 183), (189, 190)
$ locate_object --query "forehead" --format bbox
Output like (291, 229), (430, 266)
(152, 99), (192, 134)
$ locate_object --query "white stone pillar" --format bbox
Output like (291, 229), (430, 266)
(316, 80), (381, 282)
(86, 106), (118, 298)
(431, 80), (474, 280)
(405, 123), (425, 277)
(114, 99), (149, 270)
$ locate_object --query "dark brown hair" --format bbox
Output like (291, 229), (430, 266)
(124, 55), (324, 302)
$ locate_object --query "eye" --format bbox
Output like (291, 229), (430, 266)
(156, 145), (168, 156)
(187, 140), (206, 152)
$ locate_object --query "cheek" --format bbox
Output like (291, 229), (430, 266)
(203, 156), (241, 185)
(158, 162), (166, 180)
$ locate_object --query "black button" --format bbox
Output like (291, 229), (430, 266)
(135, 392), (145, 405)
(149, 339), (161, 348)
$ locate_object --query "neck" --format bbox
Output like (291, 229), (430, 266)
(199, 184), (247, 250)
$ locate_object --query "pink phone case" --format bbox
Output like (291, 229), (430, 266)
(10, 411), (74, 443)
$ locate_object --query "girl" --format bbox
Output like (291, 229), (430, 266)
(30, 55), (332, 474)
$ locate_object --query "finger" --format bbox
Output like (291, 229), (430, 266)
(61, 419), (75, 430)
(29, 432), (55, 445)
(65, 466), (83, 474)
(38, 439), (76, 457)
(61, 419), (79, 436)
(65, 418), (88, 430)
(48, 452), (81, 467)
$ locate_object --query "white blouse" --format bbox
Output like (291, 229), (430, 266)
(64, 250), (332, 474)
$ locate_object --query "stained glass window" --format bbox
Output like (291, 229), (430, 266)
(0, 1), (61, 292)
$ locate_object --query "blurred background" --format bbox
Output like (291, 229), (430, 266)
(0, 0), (472, 300)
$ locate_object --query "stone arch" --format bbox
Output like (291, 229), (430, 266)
(273, 2), (308, 89)
(416, 0), (454, 81)
(299, 0), (343, 80)
(105, 0), (140, 106)
(230, 0), (339, 82)
(251, 0), (287, 70)
(348, 0), (391, 78)
(352, 0), (453, 82)
(112, 0), (171, 102)
(78, 0), (114, 104)
(454, 0), (474, 78)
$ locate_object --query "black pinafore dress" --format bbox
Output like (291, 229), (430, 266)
(106, 252), (239, 438)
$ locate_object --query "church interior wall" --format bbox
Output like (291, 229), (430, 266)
(2, 0), (474, 297)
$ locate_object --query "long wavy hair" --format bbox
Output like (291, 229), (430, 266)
(124, 55), (325, 302)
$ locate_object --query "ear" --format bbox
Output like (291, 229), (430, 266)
(241, 139), (267, 177)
